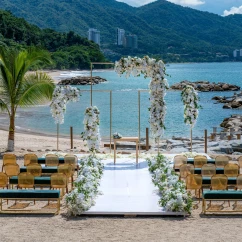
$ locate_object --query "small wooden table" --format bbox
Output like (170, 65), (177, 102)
(113, 137), (139, 164)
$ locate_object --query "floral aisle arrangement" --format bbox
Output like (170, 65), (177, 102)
(115, 56), (169, 142)
(181, 85), (200, 127)
(81, 106), (101, 152)
(65, 154), (104, 216)
(147, 154), (192, 213)
(50, 85), (81, 124)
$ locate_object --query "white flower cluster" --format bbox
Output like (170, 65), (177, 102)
(115, 56), (169, 141)
(181, 85), (200, 128)
(147, 155), (193, 213)
(50, 85), (81, 124)
(65, 155), (104, 216)
(81, 106), (101, 152)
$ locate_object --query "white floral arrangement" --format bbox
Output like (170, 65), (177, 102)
(115, 56), (169, 142)
(50, 85), (81, 124)
(147, 154), (192, 213)
(65, 154), (104, 216)
(181, 85), (200, 127)
(113, 132), (122, 139)
(181, 152), (199, 158)
(81, 106), (101, 152)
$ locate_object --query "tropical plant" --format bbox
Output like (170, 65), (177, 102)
(0, 46), (55, 151)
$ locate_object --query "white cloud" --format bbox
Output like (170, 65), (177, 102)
(167, 0), (205, 6)
(116, 0), (205, 7)
(223, 5), (242, 16)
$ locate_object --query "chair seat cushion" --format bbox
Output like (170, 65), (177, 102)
(203, 190), (242, 200)
(9, 176), (51, 185)
(0, 190), (60, 199)
(202, 177), (236, 185)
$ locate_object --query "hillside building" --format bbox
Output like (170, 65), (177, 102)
(88, 28), (100, 46)
(233, 49), (241, 58)
(117, 28), (125, 46)
(124, 34), (138, 49)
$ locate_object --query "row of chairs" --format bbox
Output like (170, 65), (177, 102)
(0, 170), (69, 195)
(1, 153), (78, 168)
(186, 174), (242, 200)
(179, 163), (239, 179)
(174, 155), (237, 169)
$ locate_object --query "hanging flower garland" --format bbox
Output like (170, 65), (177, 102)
(115, 56), (169, 142)
(181, 85), (200, 127)
(50, 85), (81, 124)
(147, 154), (193, 213)
(65, 154), (104, 216)
(81, 106), (101, 152)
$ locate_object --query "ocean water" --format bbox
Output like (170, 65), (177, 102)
(3, 62), (242, 139)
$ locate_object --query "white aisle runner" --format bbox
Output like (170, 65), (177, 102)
(83, 158), (185, 215)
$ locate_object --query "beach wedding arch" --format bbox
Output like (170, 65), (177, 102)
(115, 56), (169, 142)
(181, 85), (200, 151)
(50, 85), (81, 124)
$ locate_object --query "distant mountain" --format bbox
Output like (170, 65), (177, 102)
(0, 10), (106, 69)
(1, 0), (242, 62)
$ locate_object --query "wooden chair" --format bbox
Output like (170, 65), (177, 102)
(173, 155), (187, 170)
(215, 155), (229, 168)
(27, 164), (42, 177)
(2, 154), (17, 171)
(186, 174), (203, 201)
(18, 172), (35, 189)
(194, 155), (207, 168)
(3, 164), (20, 178)
(64, 154), (78, 172)
(224, 163), (239, 177)
(0, 172), (8, 189)
(58, 164), (75, 191)
(201, 164), (216, 177)
(45, 154), (59, 167)
(51, 173), (67, 196)
(179, 164), (194, 180)
(24, 153), (38, 166)
(235, 174), (242, 190)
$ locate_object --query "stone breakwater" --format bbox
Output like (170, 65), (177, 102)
(170, 80), (240, 92)
(58, 76), (107, 85)
(212, 92), (242, 109)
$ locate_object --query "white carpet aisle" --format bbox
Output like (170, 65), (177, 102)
(83, 158), (185, 216)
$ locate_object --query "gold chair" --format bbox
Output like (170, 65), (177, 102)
(27, 164), (42, 177)
(186, 174), (203, 201)
(0, 172), (8, 189)
(235, 174), (242, 190)
(194, 155), (207, 168)
(58, 164), (75, 192)
(179, 164), (194, 180)
(224, 163), (239, 177)
(18, 172), (35, 189)
(24, 153), (38, 166)
(51, 173), (67, 196)
(2, 154), (17, 171)
(215, 155), (229, 168)
(64, 154), (78, 172)
(201, 164), (216, 177)
(173, 155), (187, 170)
(45, 154), (59, 167)
(3, 164), (20, 178)
(211, 174), (228, 190)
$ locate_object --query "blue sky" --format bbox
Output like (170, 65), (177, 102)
(117, 0), (242, 16)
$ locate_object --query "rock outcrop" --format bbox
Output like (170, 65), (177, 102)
(212, 92), (242, 109)
(170, 80), (240, 92)
(58, 76), (107, 85)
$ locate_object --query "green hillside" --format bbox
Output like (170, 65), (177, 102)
(0, 10), (106, 69)
(1, 0), (242, 62)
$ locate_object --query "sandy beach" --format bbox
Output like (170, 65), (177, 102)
(0, 70), (242, 242)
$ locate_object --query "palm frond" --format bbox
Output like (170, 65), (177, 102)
(17, 72), (55, 107)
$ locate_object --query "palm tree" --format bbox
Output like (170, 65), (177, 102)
(0, 46), (55, 151)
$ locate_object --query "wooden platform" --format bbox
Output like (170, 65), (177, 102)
(82, 158), (186, 216)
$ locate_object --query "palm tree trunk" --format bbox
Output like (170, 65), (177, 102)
(7, 113), (15, 151)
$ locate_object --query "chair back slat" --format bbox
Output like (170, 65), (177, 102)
(224, 163), (239, 177)
(179, 164), (194, 179)
(201, 164), (216, 177)
(215, 155), (229, 168)
(173, 155), (187, 169)
(3, 164), (20, 177)
(186, 174), (202, 189)
(211, 174), (228, 190)
(27, 164), (42, 177)
(0, 172), (8, 188)
(24, 153), (38, 166)
(18, 172), (34, 189)
(45, 154), (59, 167)
(194, 155), (207, 168)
